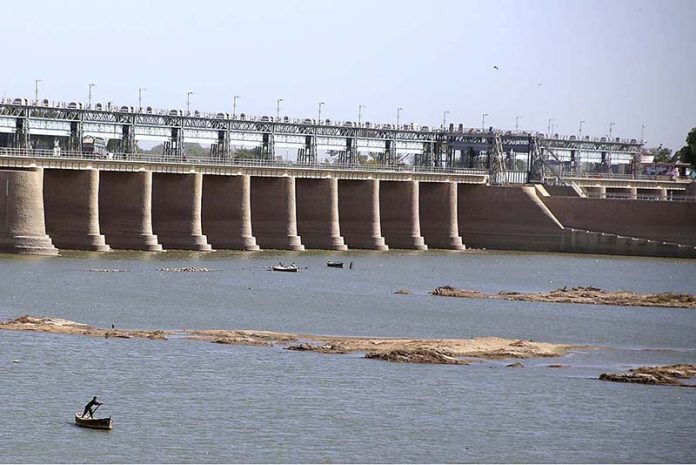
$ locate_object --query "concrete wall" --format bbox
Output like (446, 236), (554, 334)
(99, 171), (162, 251)
(295, 178), (347, 250)
(541, 196), (696, 246)
(201, 174), (258, 250)
(43, 169), (110, 251)
(152, 173), (211, 251)
(458, 185), (564, 252)
(0, 168), (57, 255)
(250, 176), (304, 250)
(379, 180), (427, 250)
(419, 181), (465, 249)
(338, 179), (388, 250)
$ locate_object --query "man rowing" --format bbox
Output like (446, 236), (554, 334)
(82, 396), (103, 419)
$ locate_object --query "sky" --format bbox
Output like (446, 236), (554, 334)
(1, 0), (694, 151)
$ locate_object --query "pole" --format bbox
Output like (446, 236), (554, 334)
(547, 118), (553, 134)
(138, 88), (147, 109)
(233, 95), (239, 119)
(35, 79), (42, 102)
(609, 122), (615, 139)
(482, 113), (488, 131)
(443, 110), (450, 129)
(396, 107), (403, 129)
(276, 98), (283, 120)
(641, 123), (646, 142)
(186, 91), (194, 115)
(579, 120), (585, 137)
(318, 101), (324, 124)
(515, 115), (520, 131)
(358, 105), (364, 126)
(88, 83), (96, 109)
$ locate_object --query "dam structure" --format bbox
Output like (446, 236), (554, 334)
(0, 98), (694, 258)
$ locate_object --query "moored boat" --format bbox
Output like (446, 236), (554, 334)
(326, 261), (344, 268)
(271, 264), (298, 272)
(74, 413), (113, 430)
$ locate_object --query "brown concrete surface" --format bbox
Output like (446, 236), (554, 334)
(98, 171), (162, 251)
(338, 179), (388, 250)
(0, 168), (57, 255)
(152, 173), (211, 251)
(541, 196), (696, 247)
(250, 176), (304, 250)
(43, 169), (110, 251)
(201, 174), (258, 250)
(458, 185), (565, 252)
(296, 178), (347, 250)
(379, 180), (427, 250)
(419, 181), (465, 250)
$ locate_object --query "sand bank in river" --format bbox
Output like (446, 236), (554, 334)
(0, 315), (575, 364)
(599, 365), (696, 387)
(432, 286), (696, 309)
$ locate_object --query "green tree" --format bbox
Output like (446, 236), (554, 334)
(675, 127), (696, 169)
(647, 145), (674, 163)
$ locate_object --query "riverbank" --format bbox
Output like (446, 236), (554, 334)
(0, 315), (576, 364)
(431, 286), (696, 308)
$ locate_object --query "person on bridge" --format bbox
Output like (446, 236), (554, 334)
(82, 396), (102, 418)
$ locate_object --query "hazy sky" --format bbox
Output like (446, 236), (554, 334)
(2, 0), (694, 150)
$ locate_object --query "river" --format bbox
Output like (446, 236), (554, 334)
(0, 250), (694, 463)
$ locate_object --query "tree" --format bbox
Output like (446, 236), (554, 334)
(675, 127), (696, 169)
(647, 145), (674, 163)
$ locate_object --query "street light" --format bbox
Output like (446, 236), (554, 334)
(481, 113), (488, 130)
(579, 120), (586, 137)
(318, 101), (324, 124)
(88, 83), (96, 109)
(233, 95), (240, 118)
(138, 87), (147, 109)
(186, 91), (194, 115)
(358, 105), (365, 126)
(547, 118), (554, 134)
(396, 107), (403, 129)
(276, 98), (283, 120)
(609, 122), (615, 139)
(35, 79), (42, 102)
(641, 123), (646, 142)
(515, 115), (521, 131)
(443, 110), (450, 129)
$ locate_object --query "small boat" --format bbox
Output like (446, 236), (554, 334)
(74, 413), (113, 430)
(326, 261), (344, 268)
(271, 264), (298, 273)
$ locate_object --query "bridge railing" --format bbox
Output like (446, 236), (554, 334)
(0, 147), (490, 176)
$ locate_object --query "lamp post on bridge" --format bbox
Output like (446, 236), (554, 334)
(641, 123), (646, 142)
(233, 95), (240, 119)
(186, 91), (194, 115)
(88, 83), (96, 109)
(317, 101), (324, 125)
(443, 110), (450, 130)
(34, 79), (42, 103)
(609, 122), (615, 139)
(396, 107), (403, 129)
(358, 105), (365, 126)
(579, 120), (586, 137)
(276, 98), (283, 120)
(138, 88), (147, 110)
(515, 115), (521, 131)
(481, 113), (488, 131)
(547, 118), (554, 134)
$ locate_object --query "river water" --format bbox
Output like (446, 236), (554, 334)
(0, 250), (694, 463)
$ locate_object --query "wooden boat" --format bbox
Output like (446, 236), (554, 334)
(75, 413), (113, 430)
(271, 264), (298, 272)
(326, 261), (344, 268)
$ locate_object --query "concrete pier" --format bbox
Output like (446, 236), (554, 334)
(99, 171), (162, 251)
(338, 179), (388, 250)
(379, 180), (427, 250)
(0, 168), (57, 255)
(152, 173), (211, 251)
(43, 169), (110, 251)
(296, 178), (347, 250)
(201, 174), (259, 250)
(250, 176), (304, 250)
(419, 181), (465, 250)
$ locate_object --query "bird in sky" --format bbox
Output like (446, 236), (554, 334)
(493, 65), (499, 70)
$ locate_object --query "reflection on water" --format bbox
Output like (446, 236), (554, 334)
(1, 250), (695, 463)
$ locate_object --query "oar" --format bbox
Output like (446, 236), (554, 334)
(91, 404), (102, 417)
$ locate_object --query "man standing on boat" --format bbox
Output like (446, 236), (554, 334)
(82, 396), (102, 418)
